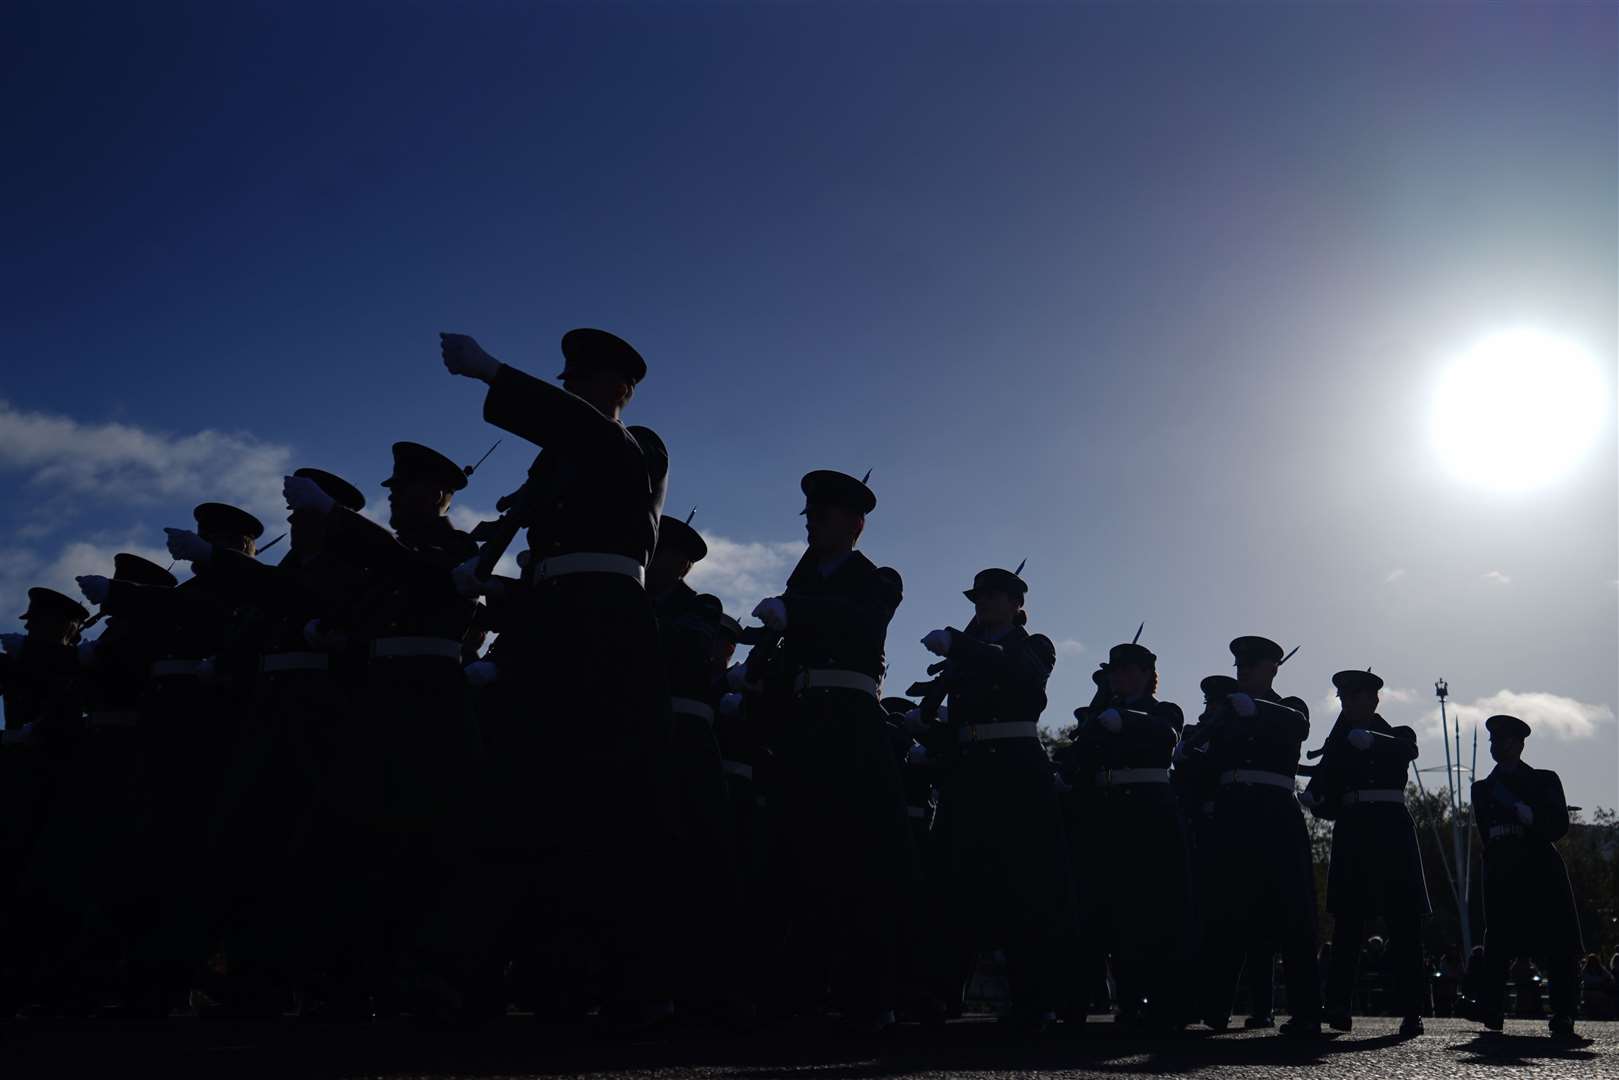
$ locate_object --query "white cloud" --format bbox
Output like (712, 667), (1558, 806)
(0, 399), (292, 529)
(685, 533), (806, 618)
(1420, 689), (1613, 742)
(1384, 568), (1407, 583)
(1317, 684), (1421, 718)
(1481, 570), (1512, 586)
(1054, 638), (1086, 657)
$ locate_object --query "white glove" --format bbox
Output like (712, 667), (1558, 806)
(724, 663), (752, 691)
(1297, 788), (1323, 809)
(902, 707), (927, 735)
(1516, 802), (1534, 826)
(164, 527), (213, 564)
(283, 474), (335, 516)
(195, 657), (218, 683)
(77, 575), (111, 606)
(464, 660), (498, 688)
(1348, 728), (1374, 751)
(1227, 691), (1256, 717)
(452, 557), (485, 599)
(921, 629), (953, 657)
(1097, 707), (1124, 734)
(905, 741), (928, 765)
(1172, 741), (1190, 764)
(718, 692), (744, 718)
(439, 332), (502, 382)
(752, 597), (787, 632)
(936, 703), (949, 724)
(0, 633), (24, 653)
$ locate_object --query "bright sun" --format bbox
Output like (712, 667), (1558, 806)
(1432, 329), (1607, 492)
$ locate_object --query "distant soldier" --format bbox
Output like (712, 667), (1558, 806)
(1470, 714), (1583, 1038)
(439, 328), (673, 1030)
(168, 468), (371, 1014)
(1066, 641), (1191, 1030)
(919, 567), (1070, 1029)
(743, 469), (911, 1032)
(1300, 669), (1430, 1036)
(78, 501), (269, 1007)
(283, 444), (485, 1015)
(1196, 636), (1321, 1037)
(0, 587), (90, 1014)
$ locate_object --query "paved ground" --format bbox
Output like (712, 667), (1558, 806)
(0, 1015), (1608, 1079)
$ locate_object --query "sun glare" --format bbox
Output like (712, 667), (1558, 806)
(1432, 330), (1607, 492)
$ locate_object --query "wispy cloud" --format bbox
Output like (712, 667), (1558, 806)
(1481, 570), (1512, 586)
(1420, 689), (1613, 742)
(1054, 638), (1086, 658)
(1384, 568), (1407, 583)
(685, 533), (806, 619)
(1317, 684), (1420, 719)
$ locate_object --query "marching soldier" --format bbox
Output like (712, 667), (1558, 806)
(0, 587), (91, 1014)
(1196, 636), (1321, 1037)
(438, 328), (673, 1030)
(1067, 641), (1191, 1030)
(1300, 669), (1430, 1036)
(283, 445), (485, 1015)
(1470, 714), (1583, 1038)
(77, 502), (269, 1008)
(744, 469), (911, 1032)
(167, 468), (371, 1014)
(919, 567), (1071, 1029)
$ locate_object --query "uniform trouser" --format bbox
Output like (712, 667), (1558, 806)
(668, 710), (741, 1007)
(773, 690), (918, 1018)
(1477, 927), (1579, 1019)
(1244, 943), (1276, 1017)
(1200, 789), (1320, 1023)
(1327, 911), (1424, 1017)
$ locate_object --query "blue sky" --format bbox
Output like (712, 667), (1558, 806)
(3, 2), (1615, 807)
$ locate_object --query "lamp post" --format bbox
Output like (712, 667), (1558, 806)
(1434, 678), (1473, 954)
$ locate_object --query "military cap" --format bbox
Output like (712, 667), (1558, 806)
(382, 441), (468, 493)
(1108, 642), (1157, 669)
(559, 328), (647, 385)
(1331, 669), (1384, 694)
(22, 587), (90, 623)
(717, 611), (743, 644)
(800, 470), (876, 515)
(1200, 674), (1238, 699)
(193, 502), (265, 541)
(881, 696), (916, 716)
(964, 567), (1028, 602)
(113, 553), (176, 589)
(1485, 714), (1531, 741)
(657, 515), (708, 563)
(1230, 635), (1285, 665)
(294, 467), (365, 512)
(1091, 665), (1110, 687)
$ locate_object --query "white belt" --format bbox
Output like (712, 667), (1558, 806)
(528, 552), (644, 586)
(150, 659), (206, 678)
(793, 669), (879, 697)
(670, 697), (715, 723)
(1094, 767), (1170, 786)
(89, 711), (139, 729)
(261, 651), (330, 674)
(1342, 788), (1404, 806)
(722, 760), (754, 782)
(1489, 824), (1524, 839)
(1219, 769), (1297, 790)
(907, 806), (929, 820)
(959, 720), (1039, 744)
(369, 637), (462, 661)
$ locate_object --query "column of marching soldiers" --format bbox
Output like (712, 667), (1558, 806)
(0, 329), (1587, 1040)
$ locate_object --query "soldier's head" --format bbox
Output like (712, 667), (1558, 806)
(1199, 674), (1237, 718)
(20, 587), (89, 646)
(289, 468), (365, 551)
(1332, 669), (1383, 720)
(557, 328), (644, 420)
(383, 442), (467, 529)
(648, 514), (707, 595)
(799, 470), (874, 558)
(1230, 635), (1284, 693)
(1107, 643), (1157, 701)
(964, 568), (1027, 630)
(193, 503), (265, 558)
(1486, 714), (1529, 765)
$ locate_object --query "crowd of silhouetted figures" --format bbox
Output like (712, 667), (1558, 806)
(0, 328), (1591, 1041)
